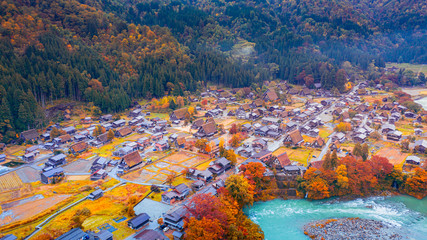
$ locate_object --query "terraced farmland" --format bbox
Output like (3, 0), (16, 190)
(0, 172), (24, 192)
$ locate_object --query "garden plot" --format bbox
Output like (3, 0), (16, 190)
(375, 147), (408, 167)
(162, 152), (195, 164)
(122, 151), (210, 184)
(16, 166), (40, 183)
(0, 172), (23, 192)
(0, 194), (70, 226)
(63, 159), (94, 173)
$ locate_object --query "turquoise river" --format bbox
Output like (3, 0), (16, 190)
(246, 196), (427, 240)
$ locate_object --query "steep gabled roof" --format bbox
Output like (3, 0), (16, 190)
(312, 137), (325, 147)
(252, 99), (264, 107)
(206, 117), (216, 124)
(287, 129), (304, 145)
(117, 127), (132, 137)
(21, 129), (39, 140)
(176, 136), (186, 145)
(341, 111), (350, 120)
(264, 89), (279, 101)
(172, 108), (189, 119)
(122, 151), (142, 168)
(97, 132), (109, 142)
(58, 134), (72, 142)
(71, 142), (88, 153)
(192, 118), (204, 128)
(241, 103), (251, 111)
(201, 122), (217, 135)
(276, 152), (291, 168)
(175, 183), (189, 194)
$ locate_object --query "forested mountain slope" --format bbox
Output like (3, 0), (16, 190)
(0, 0), (254, 140)
(0, 0), (425, 141)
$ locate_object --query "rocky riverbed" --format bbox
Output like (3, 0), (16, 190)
(303, 218), (404, 240)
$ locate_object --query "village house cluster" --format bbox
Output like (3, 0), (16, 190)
(1, 79), (426, 240)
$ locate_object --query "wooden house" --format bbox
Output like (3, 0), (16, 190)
(41, 167), (64, 184)
(194, 122), (217, 138)
(283, 130), (304, 146)
(115, 127), (132, 138)
(311, 137), (325, 148)
(120, 151), (143, 170)
(54, 134), (72, 144)
(170, 108), (189, 121)
(275, 152), (291, 169)
(20, 129), (39, 142)
(70, 142), (88, 154)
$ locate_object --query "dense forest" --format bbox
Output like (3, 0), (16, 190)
(0, 0), (425, 141)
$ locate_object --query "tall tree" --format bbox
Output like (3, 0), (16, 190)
(225, 174), (254, 208)
(323, 150), (338, 170)
(361, 143), (369, 161)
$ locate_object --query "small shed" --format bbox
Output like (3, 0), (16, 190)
(128, 213), (150, 229)
(173, 231), (184, 240)
(88, 189), (104, 200)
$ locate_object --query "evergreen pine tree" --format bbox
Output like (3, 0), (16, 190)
(169, 98), (177, 110)
(322, 151), (334, 170)
(18, 103), (31, 130)
(353, 143), (362, 157)
(361, 143), (369, 161)
(330, 150), (338, 169)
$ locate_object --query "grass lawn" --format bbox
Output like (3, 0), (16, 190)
(149, 112), (169, 120)
(319, 128), (333, 139)
(195, 160), (212, 171)
(101, 178), (121, 190)
(288, 148), (318, 166)
(396, 122), (415, 136)
(302, 135), (316, 143)
(273, 147), (318, 166)
(171, 175), (194, 186)
(149, 192), (163, 202)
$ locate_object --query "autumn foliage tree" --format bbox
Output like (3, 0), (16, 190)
(186, 193), (228, 226)
(229, 123), (238, 134)
(225, 174), (255, 208)
(107, 129), (114, 141)
(195, 139), (208, 152)
(404, 168), (427, 199)
(185, 190), (263, 239)
(229, 133), (247, 148)
(186, 217), (224, 240)
(299, 155), (402, 199)
(239, 162), (267, 192)
(166, 173), (176, 187)
(334, 122), (351, 132)
(322, 150), (338, 170)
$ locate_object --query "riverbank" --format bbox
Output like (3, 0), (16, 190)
(303, 218), (403, 240)
(402, 87), (427, 99)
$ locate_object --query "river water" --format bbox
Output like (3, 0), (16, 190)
(414, 97), (427, 110)
(246, 196), (427, 240)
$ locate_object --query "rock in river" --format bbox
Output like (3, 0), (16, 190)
(303, 218), (404, 240)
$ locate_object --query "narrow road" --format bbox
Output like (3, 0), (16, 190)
(0, 153), (53, 176)
(315, 132), (335, 162)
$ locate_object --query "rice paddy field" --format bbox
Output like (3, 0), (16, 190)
(122, 150), (211, 186)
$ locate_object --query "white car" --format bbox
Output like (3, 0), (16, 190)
(163, 226), (170, 232)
